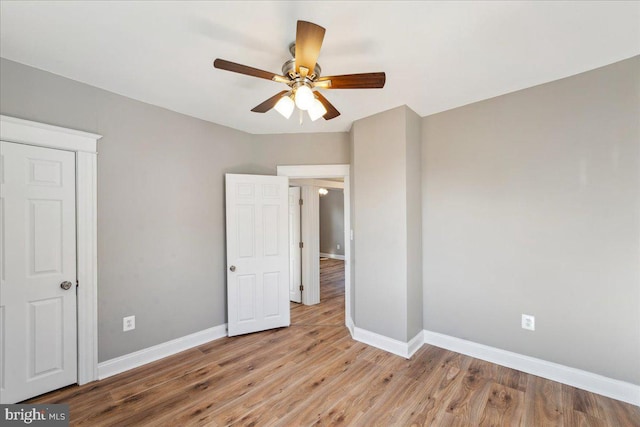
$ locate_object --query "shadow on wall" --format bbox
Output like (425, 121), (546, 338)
(224, 164), (276, 175)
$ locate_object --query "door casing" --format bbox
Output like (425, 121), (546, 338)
(0, 115), (101, 385)
(288, 186), (302, 303)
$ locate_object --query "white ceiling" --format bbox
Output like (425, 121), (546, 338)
(1, 1), (638, 134)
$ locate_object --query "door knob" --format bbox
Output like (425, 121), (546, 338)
(60, 281), (73, 290)
(229, 265), (236, 272)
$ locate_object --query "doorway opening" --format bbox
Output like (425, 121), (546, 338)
(317, 185), (345, 325)
(277, 165), (353, 334)
(291, 182), (345, 327)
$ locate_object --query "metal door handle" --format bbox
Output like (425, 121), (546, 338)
(60, 281), (73, 290)
(229, 265), (236, 272)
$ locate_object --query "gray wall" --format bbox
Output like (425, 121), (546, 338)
(319, 189), (345, 256)
(352, 106), (423, 342)
(405, 108), (423, 340)
(0, 58), (350, 361)
(353, 107), (408, 341)
(248, 133), (350, 175)
(422, 56), (640, 384)
(349, 129), (356, 323)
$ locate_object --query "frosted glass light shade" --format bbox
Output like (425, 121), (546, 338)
(308, 98), (327, 121)
(274, 95), (294, 119)
(294, 85), (314, 110)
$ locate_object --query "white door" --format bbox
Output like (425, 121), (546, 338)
(225, 174), (290, 336)
(288, 187), (302, 303)
(0, 141), (77, 404)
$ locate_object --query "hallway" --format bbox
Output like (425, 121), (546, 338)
(291, 258), (345, 326)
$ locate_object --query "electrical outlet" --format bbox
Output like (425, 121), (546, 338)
(521, 314), (535, 331)
(337, 244), (340, 250)
(123, 315), (135, 332)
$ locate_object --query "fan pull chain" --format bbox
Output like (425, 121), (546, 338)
(299, 109), (304, 125)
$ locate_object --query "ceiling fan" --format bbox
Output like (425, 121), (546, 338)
(213, 20), (386, 122)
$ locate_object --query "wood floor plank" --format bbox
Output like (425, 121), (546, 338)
(563, 383), (611, 425)
(77, 332), (304, 426)
(107, 347), (211, 401)
(210, 342), (369, 425)
(275, 359), (379, 426)
(401, 351), (472, 426)
(356, 371), (426, 425)
(604, 398), (640, 427)
(368, 359), (451, 424)
(24, 259), (640, 426)
(523, 374), (564, 426)
(570, 385), (608, 420)
(328, 366), (407, 424)
(440, 358), (497, 425)
(403, 345), (449, 380)
(563, 409), (608, 427)
(495, 363), (528, 392)
(478, 382), (525, 426)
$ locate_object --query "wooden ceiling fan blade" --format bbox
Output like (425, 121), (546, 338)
(295, 21), (326, 75)
(214, 59), (288, 82)
(316, 72), (386, 89)
(314, 92), (340, 120)
(251, 90), (290, 113)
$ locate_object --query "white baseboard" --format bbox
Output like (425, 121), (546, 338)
(346, 316), (355, 337)
(407, 330), (424, 358)
(353, 327), (424, 359)
(98, 324), (227, 380)
(320, 252), (345, 260)
(96, 322), (638, 406)
(423, 330), (640, 406)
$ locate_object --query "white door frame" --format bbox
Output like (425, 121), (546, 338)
(0, 115), (101, 384)
(277, 165), (352, 332)
(288, 186), (302, 303)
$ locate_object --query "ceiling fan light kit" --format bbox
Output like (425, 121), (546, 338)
(213, 20), (386, 122)
(274, 94), (295, 119)
(293, 84), (314, 110)
(308, 98), (328, 121)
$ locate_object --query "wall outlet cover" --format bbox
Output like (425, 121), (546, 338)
(123, 315), (135, 332)
(521, 314), (535, 331)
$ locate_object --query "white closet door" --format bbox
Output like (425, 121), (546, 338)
(1, 141), (77, 403)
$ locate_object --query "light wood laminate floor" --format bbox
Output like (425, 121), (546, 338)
(28, 259), (639, 426)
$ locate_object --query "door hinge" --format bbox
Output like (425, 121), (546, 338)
(299, 284), (304, 291)
(76, 279), (79, 288)
(299, 198), (303, 206)
(299, 242), (303, 249)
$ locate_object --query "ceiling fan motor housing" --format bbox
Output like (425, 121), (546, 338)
(282, 57), (322, 82)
